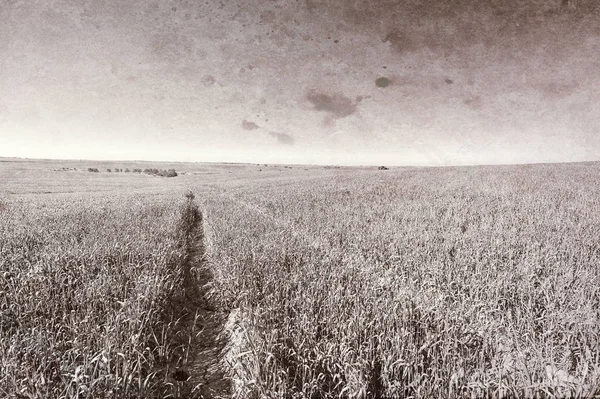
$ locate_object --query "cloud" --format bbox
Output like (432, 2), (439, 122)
(269, 131), (295, 145)
(383, 30), (418, 54)
(242, 120), (260, 130)
(202, 75), (216, 86)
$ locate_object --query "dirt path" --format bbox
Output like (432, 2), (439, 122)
(170, 208), (231, 398)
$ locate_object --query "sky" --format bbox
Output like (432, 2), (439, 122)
(0, 0), (599, 166)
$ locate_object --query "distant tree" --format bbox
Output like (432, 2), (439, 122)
(378, 166), (389, 170)
(87, 167), (99, 172)
(107, 168), (112, 172)
(125, 168), (130, 173)
(139, 167), (177, 177)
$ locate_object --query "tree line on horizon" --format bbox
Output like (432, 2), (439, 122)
(87, 167), (178, 177)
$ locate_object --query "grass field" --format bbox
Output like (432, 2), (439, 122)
(1, 158), (600, 398)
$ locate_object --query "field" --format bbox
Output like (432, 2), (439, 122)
(1, 157), (600, 398)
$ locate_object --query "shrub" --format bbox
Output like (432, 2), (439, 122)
(87, 168), (99, 172)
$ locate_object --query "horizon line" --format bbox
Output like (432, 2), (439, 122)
(1, 155), (598, 169)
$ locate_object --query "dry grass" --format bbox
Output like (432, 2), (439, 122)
(200, 162), (600, 398)
(0, 192), (201, 397)
(2, 160), (600, 398)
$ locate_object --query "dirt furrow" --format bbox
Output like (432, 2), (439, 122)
(169, 205), (231, 398)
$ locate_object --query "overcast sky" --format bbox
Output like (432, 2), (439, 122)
(1, 0), (599, 165)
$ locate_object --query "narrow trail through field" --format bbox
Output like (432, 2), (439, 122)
(171, 207), (231, 398)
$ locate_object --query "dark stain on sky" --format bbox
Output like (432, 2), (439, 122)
(376, 77), (391, 88)
(305, 91), (357, 119)
(268, 132), (295, 145)
(242, 120), (260, 130)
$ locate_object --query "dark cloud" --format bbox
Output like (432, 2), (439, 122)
(269, 132), (295, 145)
(306, 91), (357, 118)
(242, 120), (260, 130)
